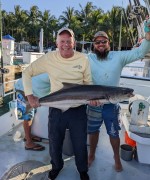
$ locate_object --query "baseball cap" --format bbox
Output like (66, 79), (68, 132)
(93, 31), (109, 41)
(57, 27), (75, 37)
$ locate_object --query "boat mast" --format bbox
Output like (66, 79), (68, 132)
(122, 8), (136, 46)
(143, 0), (150, 15)
(0, 0), (9, 101)
(0, 0), (3, 71)
(0, 0), (3, 104)
(128, 0), (146, 39)
(118, 1), (123, 51)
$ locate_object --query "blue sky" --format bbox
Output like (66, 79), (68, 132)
(2, 0), (146, 18)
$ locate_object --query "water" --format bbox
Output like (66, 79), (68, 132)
(0, 94), (13, 116)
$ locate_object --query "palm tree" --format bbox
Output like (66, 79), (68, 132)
(1, 10), (8, 35)
(75, 2), (96, 26)
(40, 10), (58, 47)
(59, 7), (75, 27)
(59, 6), (82, 41)
(12, 5), (28, 41)
(75, 2), (97, 40)
(1, 3), (136, 50)
(105, 6), (124, 50)
(87, 9), (104, 40)
(27, 5), (42, 46)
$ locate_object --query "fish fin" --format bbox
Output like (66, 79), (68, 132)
(62, 82), (80, 89)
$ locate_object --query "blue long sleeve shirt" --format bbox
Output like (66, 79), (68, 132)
(88, 39), (150, 86)
(15, 73), (50, 98)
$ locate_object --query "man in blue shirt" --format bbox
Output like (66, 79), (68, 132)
(15, 73), (50, 151)
(87, 23), (150, 171)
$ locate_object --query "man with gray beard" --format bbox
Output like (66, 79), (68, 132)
(87, 26), (150, 172)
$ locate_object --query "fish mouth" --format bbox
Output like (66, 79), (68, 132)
(128, 93), (135, 98)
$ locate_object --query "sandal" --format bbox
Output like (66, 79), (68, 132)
(25, 144), (45, 151)
(23, 136), (42, 142)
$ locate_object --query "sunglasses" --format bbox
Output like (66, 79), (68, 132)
(94, 40), (108, 45)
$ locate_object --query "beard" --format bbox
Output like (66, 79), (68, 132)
(94, 48), (110, 60)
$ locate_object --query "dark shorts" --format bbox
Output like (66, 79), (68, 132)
(87, 104), (121, 138)
(16, 91), (36, 121)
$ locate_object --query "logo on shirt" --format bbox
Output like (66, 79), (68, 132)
(73, 65), (82, 69)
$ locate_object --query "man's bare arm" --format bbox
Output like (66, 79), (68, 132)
(27, 94), (41, 108)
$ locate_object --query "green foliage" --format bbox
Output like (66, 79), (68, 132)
(1, 2), (143, 49)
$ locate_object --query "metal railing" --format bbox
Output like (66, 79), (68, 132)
(1, 79), (18, 100)
(122, 64), (150, 77)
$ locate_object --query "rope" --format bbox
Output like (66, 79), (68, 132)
(0, 96), (3, 106)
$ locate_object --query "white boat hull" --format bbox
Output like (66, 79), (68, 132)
(120, 76), (150, 98)
(31, 106), (49, 139)
(0, 109), (21, 137)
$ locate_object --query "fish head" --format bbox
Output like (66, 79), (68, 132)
(108, 87), (134, 104)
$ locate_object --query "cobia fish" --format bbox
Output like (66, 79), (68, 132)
(39, 83), (134, 111)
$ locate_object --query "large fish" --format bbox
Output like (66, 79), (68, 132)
(39, 83), (134, 111)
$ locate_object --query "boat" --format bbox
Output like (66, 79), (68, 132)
(0, 102), (150, 180)
(119, 0), (150, 173)
(0, 0), (150, 179)
(119, 0), (150, 98)
(0, 25), (45, 137)
(120, 57), (150, 98)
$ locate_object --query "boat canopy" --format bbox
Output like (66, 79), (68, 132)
(2, 34), (15, 40)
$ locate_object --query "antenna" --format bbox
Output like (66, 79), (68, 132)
(118, 0), (123, 51)
(0, 0), (4, 102)
(143, 0), (150, 15)
(0, 0), (3, 69)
